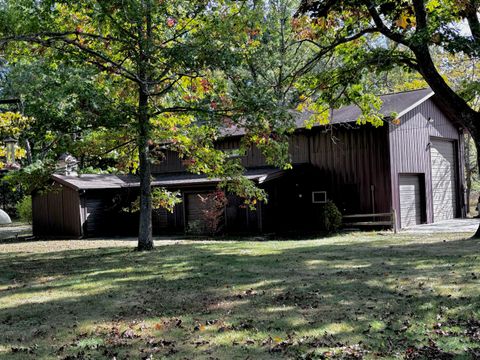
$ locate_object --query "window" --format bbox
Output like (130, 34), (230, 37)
(312, 191), (327, 204)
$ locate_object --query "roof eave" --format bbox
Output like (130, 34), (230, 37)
(396, 91), (435, 118)
(51, 174), (81, 191)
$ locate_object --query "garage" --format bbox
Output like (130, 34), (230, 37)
(430, 140), (457, 222)
(399, 175), (423, 228)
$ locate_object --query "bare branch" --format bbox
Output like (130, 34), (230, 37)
(287, 26), (380, 80)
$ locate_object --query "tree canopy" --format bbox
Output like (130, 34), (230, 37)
(296, 0), (479, 129)
(0, 0), (329, 248)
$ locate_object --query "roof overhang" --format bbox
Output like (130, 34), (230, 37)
(52, 168), (285, 191)
(395, 91), (434, 118)
(219, 88), (436, 138)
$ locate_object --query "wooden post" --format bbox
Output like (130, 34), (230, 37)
(392, 208), (397, 234)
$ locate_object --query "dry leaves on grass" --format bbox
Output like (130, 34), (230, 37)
(405, 340), (453, 360)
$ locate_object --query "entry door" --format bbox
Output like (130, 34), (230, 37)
(399, 175), (422, 228)
(430, 140), (457, 221)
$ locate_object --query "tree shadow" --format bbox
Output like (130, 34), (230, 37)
(0, 235), (479, 359)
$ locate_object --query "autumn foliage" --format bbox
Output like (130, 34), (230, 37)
(198, 189), (228, 235)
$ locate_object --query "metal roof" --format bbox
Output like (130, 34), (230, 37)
(221, 88), (434, 137)
(52, 167), (285, 191)
(326, 88), (433, 125)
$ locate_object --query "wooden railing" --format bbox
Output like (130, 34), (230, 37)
(342, 210), (397, 233)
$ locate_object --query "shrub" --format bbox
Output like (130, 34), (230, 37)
(16, 196), (32, 224)
(323, 200), (342, 232)
(186, 220), (203, 235)
(199, 190), (228, 235)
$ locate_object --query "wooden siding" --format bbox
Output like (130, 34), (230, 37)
(152, 202), (184, 233)
(151, 150), (185, 173)
(32, 184), (82, 238)
(185, 192), (205, 228)
(154, 126), (391, 213)
(307, 125), (392, 214)
(389, 99), (463, 228)
(85, 195), (108, 236)
(151, 135), (310, 173)
(79, 188), (185, 237)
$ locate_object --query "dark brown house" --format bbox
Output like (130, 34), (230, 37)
(32, 88), (466, 238)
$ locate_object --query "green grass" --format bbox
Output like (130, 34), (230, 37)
(0, 232), (479, 359)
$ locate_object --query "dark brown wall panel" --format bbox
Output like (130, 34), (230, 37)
(33, 184), (82, 238)
(32, 192), (49, 236)
(61, 187), (82, 237)
(307, 125), (392, 214)
(151, 150), (185, 173)
(47, 187), (64, 235)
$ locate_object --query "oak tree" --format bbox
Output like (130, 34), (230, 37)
(297, 0), (480, 233)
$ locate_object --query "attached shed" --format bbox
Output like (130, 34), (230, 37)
(32, 168), (283, 238)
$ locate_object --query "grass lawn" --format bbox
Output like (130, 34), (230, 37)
(0, 232), (479, 359)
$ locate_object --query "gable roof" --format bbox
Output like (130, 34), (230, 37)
(295, 88), (434, 128)
(334, 88), (433, 123)
(52, 167), (284, 191)
(221, 88), (434, 137)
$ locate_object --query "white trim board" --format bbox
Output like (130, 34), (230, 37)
(396, 91), (435, 118)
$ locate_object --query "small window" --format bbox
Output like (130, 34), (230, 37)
(312, 191), (327, 204)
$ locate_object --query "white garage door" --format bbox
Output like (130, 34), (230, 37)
(399, 175), (422, 228)
(431, 140), (457, 221)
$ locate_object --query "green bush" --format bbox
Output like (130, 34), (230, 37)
(16, 196), (32, 224)
(186, 220), (204, 235)
(323, 200), (342, 232)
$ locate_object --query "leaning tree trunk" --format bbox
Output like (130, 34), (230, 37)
(412, 44), (480, 238)
(464, 134), (473, 214)
(137, 87), (153, 251)
(470, 130), (480, 238)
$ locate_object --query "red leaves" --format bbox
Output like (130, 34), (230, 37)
(200, 78), (212, 92)
(166, 17), (176, 28)
(182, 158), (196, 167)
(198, 190), (228, 235)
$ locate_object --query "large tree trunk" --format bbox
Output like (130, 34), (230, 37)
(464, 134), (473, 214)
(137, 87), (153, 251)
(474, 135), (480, 238)
(412, 44), (480, 237)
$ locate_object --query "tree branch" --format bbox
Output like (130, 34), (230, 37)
(465, 0), (480, 42)
(412, 0), (428, 30)
(366, 2), (409, 46)
(0, 33), (140, 83)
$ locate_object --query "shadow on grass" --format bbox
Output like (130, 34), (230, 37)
(0, 235), (479, 359)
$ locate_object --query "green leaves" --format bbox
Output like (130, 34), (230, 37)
(130, 188), (182, 213)
(4, 159), (56, 194)
(0, 111), (33, 138)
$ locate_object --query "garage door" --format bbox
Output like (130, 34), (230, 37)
(186, 193), (205, 228)
(431, 140), (457, 221)
(399, 175), (422, 228)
